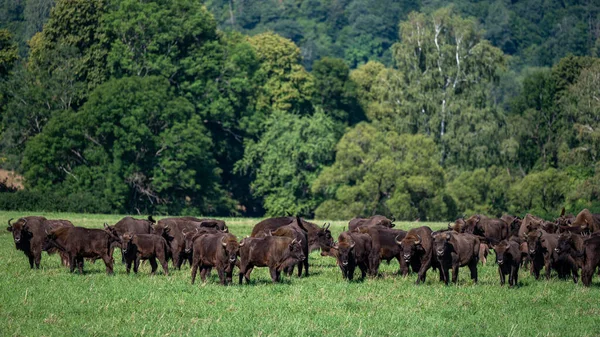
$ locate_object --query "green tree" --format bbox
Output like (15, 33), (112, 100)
(388, 7), (507, 168)
(236, 110), (337, 216)
(311, 57), (364, 125)
(313, 122), (449, 220)
(22, 76), (230, 214)
(0, 29), (17, 77)
(507, 168), (570, 218)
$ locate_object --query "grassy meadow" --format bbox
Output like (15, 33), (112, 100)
(1, 212), (599, 336)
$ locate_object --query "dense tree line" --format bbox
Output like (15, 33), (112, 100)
(0, 0), (599, 220)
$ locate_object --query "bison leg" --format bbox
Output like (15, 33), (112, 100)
(133, 257), (140, 274)
(27, 254), (35, 269)
(451, 265), (459, 284)
(469, 260), (478, 284)
(33, 249), (42, 269)
(77, 258), (84, 274)
(416, 260), (431, 285)
(126, 258), (132, 274)
(303, 258), (309, 277)
(225, 271), (233, 285)
(217, 268), (226, 285)
(200, 267), (210, 282)
(191, 264), (198, 284)
(269, 268), (279, 283)
(69, 255), (77, 273)
(545, 260), (552, 280)
(159, 257), (169, 276)
(149, 257), (158, 275)
(102, 254), (114, 275)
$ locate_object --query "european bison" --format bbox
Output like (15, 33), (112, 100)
(452, 215), (509, 242)
(251, 216), (333, 253)
(269, 217), (309, 277)
(348, 215), (395, 231)
(238, 236), (305, 284)
(6, 216), (73, 269)
(153, 218), (211, 269)
(525, 230), (562, 280)
(432, 232), (480, 285)
(490, 239), (523, 287)
(555, 207), (575, 226)
(45, 224), (121, 274)
(519, 214), (545, 237)
(334, 231), (373, 281)
(106, 216), (155, 262)
(121, 233), (170, 275)
(176, 217), (228, 232)
(396, 226), (435, 284)
(555, 232), (585, 283)
(190, 233), (240, 285)
(356, 227), (407, 276)
(571, 209), (600, 233)
(581, 235), (600, 286)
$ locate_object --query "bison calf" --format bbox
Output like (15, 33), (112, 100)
(491, 240), (523, 287)
(191, 233), (240, 285)
(121, 233), (169, 276)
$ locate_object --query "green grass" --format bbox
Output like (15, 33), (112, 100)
(1, 212), (599, 336)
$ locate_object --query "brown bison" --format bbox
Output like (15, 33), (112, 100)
(269, 217), (310, 277)
(251, 216), (333, 253)
(581, 235), (600, 286)
(334, 231), (373, 281)
(555, 207), (575, 226)
(396, 226), (435, 284)
(106, 216), (155, 262)
(238, 236), (305, 284)
(121, 233), (170, 275)
(153, 218), (214, 269)
(490, 239), (523, 287)
(7, 216), (73, 269)
(525, 230), (563, 280)
(356, 227), (407, 276)
(190, 233), (240, 285)
(45, 224), (121, 274)
(571, 209), (600, 233)
(555, 232), (585, 283)
(175, 217), (228, 232)
(348, 215), (395, 231)
(518, 214), (545, 237)
(452, 215), (509, 243)
(432, 232), (480, 285)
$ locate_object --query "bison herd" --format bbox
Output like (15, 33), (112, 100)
(5, 209), (600, 287)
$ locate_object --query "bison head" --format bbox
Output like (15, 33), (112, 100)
(289, 238), (305, 262)
(432, 232), (453, 257)
(491, 240), (512, 265)
(316, 223), (334, 251)
(183, 229), (199, 254)
(555, 232), (573, 255)
(7, 218), (29, 245)
(525, 230), (544, 255)
(397, 234), (422, 263)
(121, 233), (134, 254)
(104, 223), (122, 244)
(221, 235), (240, 271)
(333, 240), (355, 267)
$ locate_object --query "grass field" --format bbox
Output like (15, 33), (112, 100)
(1, 212), (599, 336)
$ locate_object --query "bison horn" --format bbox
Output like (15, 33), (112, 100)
(291, 238), (297, 244)
(415, 235), (422, 245)
(239, 239), (245, 247)
(349, 241), (356, 249)
(537, 231), (543, 238)
(222, 236), (227, 247)
(447, 222), (452, 229)
(332, 242), (339, 250)
(104, 223), (109, 229)
(7, 218), (13, 227)
(45, 228), (50, 235)
(391, 216), (396, 223)
(395, 235), (403, 245)
(326, 223), (331, 230)
(182, 229), (188, 236)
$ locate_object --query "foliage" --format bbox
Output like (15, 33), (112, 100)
(236, 110), (337, 216)
(21, 76), (231, 214)
(313, 123), (448, 220)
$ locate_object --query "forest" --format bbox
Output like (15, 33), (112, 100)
(0, 0), (599, 220)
